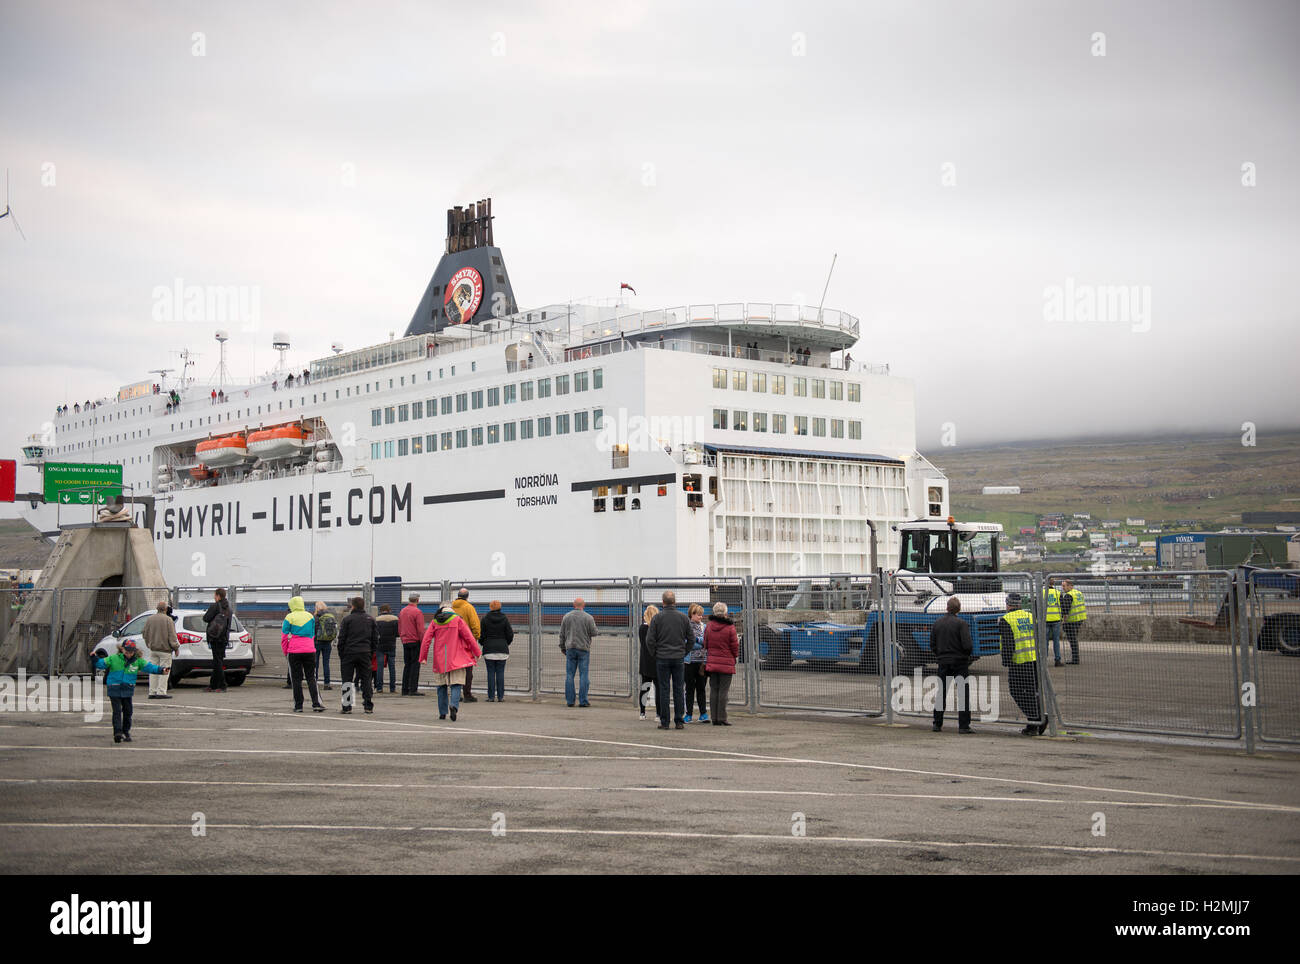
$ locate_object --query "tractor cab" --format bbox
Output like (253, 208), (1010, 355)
(896, 518), (1002, 578)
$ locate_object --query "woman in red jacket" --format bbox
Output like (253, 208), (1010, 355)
(703, 602), (740, 726)
(419, 603), (482, 721)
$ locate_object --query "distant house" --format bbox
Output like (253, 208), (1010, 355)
(1147, 526), (1163, 533)
(1045, 531), (1063, 543)
(1072, 512), (1091, 520)
(1126, 517), (1146, 526)
(1065, 528), (1085, 539)
(1089, 533), (1108, 546)
(982, 485), (1020, 495)
(1020, 526), (1036, 535)
(1101, 521), (1122, 529)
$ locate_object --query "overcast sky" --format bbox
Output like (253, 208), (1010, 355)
(2, 0), (1297, 508)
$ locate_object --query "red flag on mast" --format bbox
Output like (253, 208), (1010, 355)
(620, 282), (636, 295)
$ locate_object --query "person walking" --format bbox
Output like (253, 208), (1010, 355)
(1060, 579), (1086, 664)
(646, 590), (692, 730)
(314, 601), (338, 690)
(930, 596), (974, 733)
(282, 596), (325, 713)
(560, 597), (598, 707)
(703, 602), (739, 726)
(398, 594), (425, 696)
(336, 596), (377, 714)
(683, 603), (709, 723)
(374, 603), (400, 693)
(143, 601), (178, 700)
(1000, 593), (1046, 735)
(1045, 578), (1064, 666)
(451, 588), (482, 702)
(479, 600), (514, 701)
(202, 588), (232, 692)
(94, 640), (166, 743)
(637, 604), (660, 720)
(419, 602), (482, 721)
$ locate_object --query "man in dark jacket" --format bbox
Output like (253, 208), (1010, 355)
(646, 590), (692, 730)
(479, 600), (514, 702)
(374, 604), (400, 694)
(929, 596), (974, 733)
(203, 588), (232, 692)
(337, 596), (378, 714)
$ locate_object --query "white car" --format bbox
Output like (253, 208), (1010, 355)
(94, 608), (254, 686)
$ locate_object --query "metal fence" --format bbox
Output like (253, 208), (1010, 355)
(7, 569), (1297, 753)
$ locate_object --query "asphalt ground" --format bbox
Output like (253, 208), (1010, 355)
(1, 676), (1298, 874)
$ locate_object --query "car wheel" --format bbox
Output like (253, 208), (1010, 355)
(225, 673), (247, 686)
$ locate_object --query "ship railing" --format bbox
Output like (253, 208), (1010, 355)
(625, 337), (887, 375)
(578, 303), (860, 344)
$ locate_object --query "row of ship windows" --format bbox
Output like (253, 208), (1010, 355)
(369, 409), (604, 458)
(712, 370), (862, 401)
(369, 369), (603, 426)
(713, 410), (863, 439)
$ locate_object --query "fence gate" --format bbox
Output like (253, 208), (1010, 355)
(444, 580), (534, 696)
(639, 577), (748, 710)
(1247, 568), (1300, 745)
(537, 579), (633, 699)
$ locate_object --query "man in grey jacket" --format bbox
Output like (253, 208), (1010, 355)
(143, 601), (178, 700)
(646, 590), (692, 730)
(560, 598), (598, 707)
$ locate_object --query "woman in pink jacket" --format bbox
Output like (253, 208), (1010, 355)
(703, 602), (739, 726)
(419, 603), (482, 721)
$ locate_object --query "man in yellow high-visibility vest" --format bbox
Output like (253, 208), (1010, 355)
(1045, 577), (1063, 666)
(1000, 593), (1046, 735)
(1060, 579), (1087, 665)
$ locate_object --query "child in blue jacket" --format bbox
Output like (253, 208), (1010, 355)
(94, 640), (166, 743)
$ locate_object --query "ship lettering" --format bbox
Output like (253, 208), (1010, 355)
(317, 491), (331, 529)
(235, 502), (247, 534)
(517, 494), (558, 507)
(390, 483), (411, 523)
(272, 499), (284, 532)
(163, 507), (175, 539)
(212, 502), (224, 535)
(195, 504), (208, 536)
(347, 488), (364, 525)
(514, 474), (558, 489)
(297, 493), (312, 529)
(368, 486), (384, 524)
(178, 507), (194, 538)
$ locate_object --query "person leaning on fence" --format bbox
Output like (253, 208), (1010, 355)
(480, 600), (514, 701)
(684, 603), (709, 723)
(398, 594), (425, 696)
(930, 596), (974, 734)
(638, 604), (660, 720)
(314, 601), (338, 690)
(95, 639), (165, 743)
(1045, 577), (1064, 666)
(647, 591), (691, 730)
(337, 596), (378, 714)
(560, 597), (598, 708)
(282, 596), (325, 713)
(452, 588), (482, 702)
(143, 601), (179, 701)
(374, 604), (400, 693)
(419, 602), (482, 721)
(1000, 592), (1046, 736)
(203, 588), (232, 692)
(1060, 579), (1086, 665)
(703, 602), (738, 726)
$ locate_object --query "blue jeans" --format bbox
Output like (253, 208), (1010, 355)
(437, 683), (462, 717)
(565, 648), (590, 705)
(655, 659), (686, 726)
(375, 650), (396, 691)
(1046, 621), (1062, 661)
(485, 659), (506, 700)
(315, 644), (331, 685)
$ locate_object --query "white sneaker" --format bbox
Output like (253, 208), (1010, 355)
(639, 711), (646, 720)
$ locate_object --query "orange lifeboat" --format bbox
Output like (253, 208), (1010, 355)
(196, 433), (248, 468)
(189, 464), (217, 481)
(247, 423), (311, 460)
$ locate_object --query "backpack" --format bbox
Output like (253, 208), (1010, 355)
(317, 612), (338, 643)
(206, 604), (228, 642)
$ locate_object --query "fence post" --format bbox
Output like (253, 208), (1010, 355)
(629, 578), (642, 700)
(529, 579), (542, 700)
(744, 576), (759, 714)
(48, 588), (60, 676)
(1104, 580), (1110, 614)
(1235, 569), (1255, 755)
(1036, 572), (1062, 737)
(883, 572), (895, 725)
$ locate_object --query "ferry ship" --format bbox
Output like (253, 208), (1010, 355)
(18, 199), (951, 585)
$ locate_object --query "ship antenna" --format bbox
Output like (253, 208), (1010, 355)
(1, 169), (27, 241)
(816, 253), (837, 322)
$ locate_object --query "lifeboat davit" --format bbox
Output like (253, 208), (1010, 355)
(195, 433), (248, 468)
(247, 424), (311, 460)
(189, 464), (217, 482)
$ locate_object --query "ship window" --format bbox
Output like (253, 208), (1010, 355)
(595, 486), (609, 497)
(593, 369), (603, 389)
(830, 381), (843, 400)
(520, 381), (534, 402)
(593, 408), (603, 428)
(384, 441), (394, 458)
(849, 421), (862, 440)
(503, 384), (516, 405)
(455, 430), (467, 448)
(427, 371), (432, 381)
(574, 371), (588, 392)
(537, 416), (551, 437)
(753, 373), (766, 392)
(593, 499), (606, 513)
(794, 378), (807, 397)
(555, 375), (569, 395)
(613, 497), (626, 511)
(384, 406), (395, 424)
(574, 410), (589, 432)
(370, 443), (381, 459)
(427, 434), (436, 452)
(753, 412), (767, 432)
(433, 286), (441, 296)
(412, 435), (423, 454)
(472, 362), (477, 372)
(520, 420), (534, 440)
(389, 379), (394, 389)
(733, 410), (747, 431)
(492, 256), (501, 266)
(848, 382), (861, 402)
(732, 371), (746, 391)
(537, 378), (551, 399)
(713, 409), (727, 430)
(612, 444), (629, 469)
(398, 438), (409, 457)
(426, 397), (436, 417)
(441, 431), (453, 450)
(471, 427), (483, 446)
(831, 419), (844, 438)
(771, 375), (786, 395)
(412, 400), (423, 419)
(712, 368), (727, 389)
(495, 274), (504, 284)
(556, 413), (570, 434)
(441, 396), (453, 415)
(793, 416), (807, 436)
(487, 387), (499, 406)
(503, 421), (516, 442)
(456, 393), (468, 412)
(450, 366), (455, 376)
(487, 424), (499, 444)
(439, 368), (444, 378)
(812, 379), (826, 399)
(812, 417), (825, 437)
(658, 485), (667, 497)
(472, 390), (483, 410)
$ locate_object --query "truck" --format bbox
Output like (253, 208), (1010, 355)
(757, 518), (1013, 674)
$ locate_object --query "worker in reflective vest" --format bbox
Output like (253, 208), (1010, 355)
(1060, 579), (1087, 665)
(1000, 593), (1046, 735)
(1045, 578), (1063, 665)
